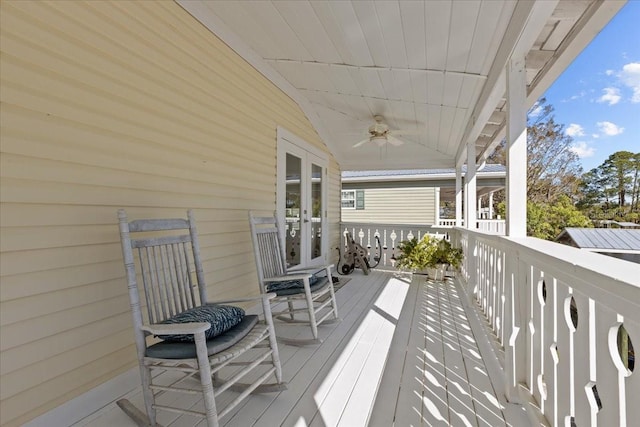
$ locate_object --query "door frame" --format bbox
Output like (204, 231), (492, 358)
(276, 126), (328, 268)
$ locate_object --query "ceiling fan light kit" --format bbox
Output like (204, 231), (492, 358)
(352, 115), (411, 149)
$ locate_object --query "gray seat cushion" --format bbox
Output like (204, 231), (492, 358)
(270, 275), (329, 296)
(146, 315), (259, 359)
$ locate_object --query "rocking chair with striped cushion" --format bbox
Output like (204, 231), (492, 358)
(249, 212), (339, 346)
(117, 209), (284, 427)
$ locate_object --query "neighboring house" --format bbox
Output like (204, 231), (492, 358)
(595, 220), (640, 229)
(341, 165), (505, 225)
(556, 228), (640, 264)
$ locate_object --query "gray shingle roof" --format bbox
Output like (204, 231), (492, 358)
(559, 228), (640, 251)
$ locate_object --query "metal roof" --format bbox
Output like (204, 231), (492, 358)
(558, 228), (640, 251)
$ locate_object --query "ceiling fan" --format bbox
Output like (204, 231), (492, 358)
(352, 115), (413, 148)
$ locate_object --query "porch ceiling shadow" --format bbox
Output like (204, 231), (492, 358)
(178, 0), (623, 171)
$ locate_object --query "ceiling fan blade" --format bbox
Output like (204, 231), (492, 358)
(387, 135), (405, 146)
(352, 138), (370, 148)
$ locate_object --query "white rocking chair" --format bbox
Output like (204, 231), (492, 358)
(117, 209), (284, 427)
(249, 212), (339, 346)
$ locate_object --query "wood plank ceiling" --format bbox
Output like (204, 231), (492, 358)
(179, 0), (623, 171)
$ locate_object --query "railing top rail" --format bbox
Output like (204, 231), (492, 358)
(341, 221), (448, 228)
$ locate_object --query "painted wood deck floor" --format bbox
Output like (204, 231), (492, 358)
(74, 272), (527, 427)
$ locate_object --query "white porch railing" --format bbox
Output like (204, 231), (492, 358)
(339, 221), (640, 425)
(453, 227), (640, 426)
(438, 218), (506, 234)
(339, 222), (451, 269)
(438, 218), (459, 227)
(476, 219), (506, 234)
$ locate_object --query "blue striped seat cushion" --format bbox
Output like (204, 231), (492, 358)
(157, 304), (245, 342)
(266, 274), (330, 296)
(267, 274), (319, 292)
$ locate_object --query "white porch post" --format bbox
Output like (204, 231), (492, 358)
(455, 166), (463, 227)
(489, 191), (494, 219)
(504, 55), (528, 404)
(478, 197), (483, 219)
(505, 57), (527, 237)
(464, 143), (479, 302)
(435, 187), (441, 226)
(465, 143), (477, 230)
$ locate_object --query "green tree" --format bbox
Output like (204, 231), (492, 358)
(527, 196), (592, 240)
(578, 151), (640, 220)
(602, 151), (635, 207)
(489, 99), (588, 239)
(526, 99), (583, 203)
(488, 98), (583, 205)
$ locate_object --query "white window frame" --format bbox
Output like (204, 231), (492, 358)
(341, 190), (356, 210)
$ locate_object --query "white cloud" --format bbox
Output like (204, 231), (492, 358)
(565, 123), (585, 137)
(592, 134), (600, 139)
(564, 90), (586, 102)
(597, 87), (621, 105)
(619, 62), (640, 103)
(570, 141), (595, 158)
(597, 121), (624, 136)
(605, 69), (614, 76)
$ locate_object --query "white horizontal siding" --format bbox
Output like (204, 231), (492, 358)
(0, 1), (339, 426)
(341, 187), (436, 225)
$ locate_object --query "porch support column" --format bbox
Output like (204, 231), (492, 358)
(465, 142), (477, 230)
(489, 191), (494, 219)
(504, 55), (527, 405)
(478, 197), (483, 219)
(455, 166), (463, 227)
(463, 143), (479, 308)
(505, 57), (527, 237)
(435, 187), (441, 226)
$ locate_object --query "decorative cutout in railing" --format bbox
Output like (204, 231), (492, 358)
(452, 228), (640, 426)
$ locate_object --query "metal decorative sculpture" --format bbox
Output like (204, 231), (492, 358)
(337, 231), (381, 275)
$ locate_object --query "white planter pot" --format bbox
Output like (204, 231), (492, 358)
(427, 264), (447, 281)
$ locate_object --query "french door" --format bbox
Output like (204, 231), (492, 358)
(277, 128), (328, 269)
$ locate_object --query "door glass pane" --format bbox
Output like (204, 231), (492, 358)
(285, 153), (302, 267)
(311, 163), (322, 260)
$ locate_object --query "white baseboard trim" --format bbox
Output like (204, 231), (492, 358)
(23, 367), (140, 427)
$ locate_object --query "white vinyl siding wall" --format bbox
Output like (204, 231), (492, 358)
(341, 187), (436, 225)
(0, 2), (340, 426)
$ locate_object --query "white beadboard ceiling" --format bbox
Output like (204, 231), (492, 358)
(178, 0), (624, 171)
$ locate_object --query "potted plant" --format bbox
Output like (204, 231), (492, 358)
(431, 238), (463, 279)
(396, 235), (463, 279)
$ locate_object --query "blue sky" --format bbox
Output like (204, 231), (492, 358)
(539, 1), (639, 172)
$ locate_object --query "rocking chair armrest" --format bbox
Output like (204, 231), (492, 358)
(206, 293), (277, 305)
(142, 322), (211, 336)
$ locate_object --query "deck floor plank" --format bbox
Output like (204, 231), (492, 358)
(224, 272), (388, 427)
(264, 273), (390, 427)
(75, 272), (521, 427)
(421, 280), (456, 426)
(368, 274), (421, 427)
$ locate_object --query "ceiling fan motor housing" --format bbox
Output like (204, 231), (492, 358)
(368, 121), (389, 137)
